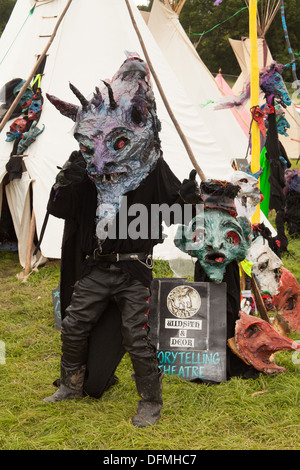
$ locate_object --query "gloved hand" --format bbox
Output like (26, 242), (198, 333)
(54, 151), (87, 188)
(179, 169), (202, 204)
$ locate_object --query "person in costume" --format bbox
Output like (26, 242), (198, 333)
(43, 53), (196, 427)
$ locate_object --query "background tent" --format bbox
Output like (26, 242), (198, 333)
(146, 0), (249, 165)
(0, 0), (250, 268)
(214, 70), (250, 137)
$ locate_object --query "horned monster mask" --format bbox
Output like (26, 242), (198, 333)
(47, 52), (161, 239)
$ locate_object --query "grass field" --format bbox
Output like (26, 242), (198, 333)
(0, 194), (300, 451)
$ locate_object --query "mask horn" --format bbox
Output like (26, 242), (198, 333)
(102, 80), (117, 110)
(46, 93), (78, 122)
(69, 82), (89, 111)
(92, 86), (103, 108)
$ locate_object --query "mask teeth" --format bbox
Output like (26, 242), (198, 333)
(100, 173), (120, 183)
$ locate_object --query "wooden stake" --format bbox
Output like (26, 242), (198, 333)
(24, 209), (36, 276)
(251, 274), (270, 323)
(125, 0), (206, 181)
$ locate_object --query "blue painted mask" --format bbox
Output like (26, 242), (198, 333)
(13, 80), (34, 110)
(175, 210), (252, 283)
(27, 89), (43, 120)
(174, 180), (252, 283)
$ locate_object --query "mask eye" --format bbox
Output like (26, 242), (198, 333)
(258, 260), (269, 271)
(244, 324), (259, 338)
(80, 143), (93, 155)
(192, 228), (204, 243)
(114, 136), (129, 150)
(226, 231), (240, 245)
(285, 296), (296, 311)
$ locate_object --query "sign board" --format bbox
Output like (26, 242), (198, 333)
(149, 278), (227, 383)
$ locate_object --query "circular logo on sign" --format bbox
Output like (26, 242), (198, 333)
(167, 285), (201, 318)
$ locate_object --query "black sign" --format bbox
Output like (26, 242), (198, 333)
(149, 278), (227, 383)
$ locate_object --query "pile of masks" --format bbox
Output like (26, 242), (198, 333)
(1, 78), (45, 180)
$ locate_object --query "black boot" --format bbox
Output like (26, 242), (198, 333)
(132, 371), (163, 427)
(43, 364), (86, 403)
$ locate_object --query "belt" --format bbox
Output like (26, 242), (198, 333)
(93, 249), (153, 268)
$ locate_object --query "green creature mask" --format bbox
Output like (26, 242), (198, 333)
(174, 180), (252, 283)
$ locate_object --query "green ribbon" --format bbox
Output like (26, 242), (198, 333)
(190, 2), (260, 37)
(0, 3), (37, 65)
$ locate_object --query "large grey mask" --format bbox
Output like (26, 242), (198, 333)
(47, 52), (161, 240)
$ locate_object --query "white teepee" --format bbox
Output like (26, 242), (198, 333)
(0, 0), (249, 268)
(147, 0), (249, 165)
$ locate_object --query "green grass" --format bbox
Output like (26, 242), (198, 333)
(0, 230), (300, 450)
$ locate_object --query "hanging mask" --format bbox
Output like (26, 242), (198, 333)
(260, 63), (291, 108)
(229, 171), (261, 219)
(276, 112), (290, 136)
(246, 236), (283, 296)
(5, 118), (27, 142)
(46, 52), (161, 238)
(272, 267), (300, 333)
(17, 120), (45, 154)
(28, 98), (42, 120)
(13, 80), (34, 109)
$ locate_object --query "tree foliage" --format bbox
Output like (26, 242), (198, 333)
(0, 0), (16, 36)
(179, 0), (300, 82)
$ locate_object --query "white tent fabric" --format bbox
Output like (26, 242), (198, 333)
(0, 0), (244, 264)
(147, 0), (249, 164)
(230, 37), (273, 96)
(230, 37), (300, 159)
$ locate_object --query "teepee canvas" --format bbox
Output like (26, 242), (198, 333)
(214, 70), (250, 138)
(0, 0), (248, 268)
(147, 0), (249, 165)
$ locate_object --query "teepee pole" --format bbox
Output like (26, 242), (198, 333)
(24, 209), (36, 276)
(125, 0), (206, 181)
(0, 0), (73, 133)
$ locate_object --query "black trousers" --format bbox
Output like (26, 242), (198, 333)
(61, 263), (159, 378)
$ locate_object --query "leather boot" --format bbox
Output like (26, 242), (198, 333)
(132, 371), (163, 427)
(43, 364), (86, 403)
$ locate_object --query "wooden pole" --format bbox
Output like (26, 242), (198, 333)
(24, 209), (36, 276)
(125, 0), (206, 181)
(0, 0), (73, 133)
(251, 275), (270, 323)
